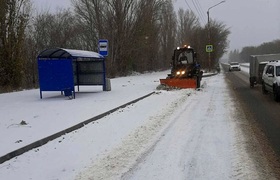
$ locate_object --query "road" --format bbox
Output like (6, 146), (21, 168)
(222, 65), (280, 177)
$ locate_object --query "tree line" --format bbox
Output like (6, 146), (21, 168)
(0, 0), (230, 92)
(228, 39), (280, 63)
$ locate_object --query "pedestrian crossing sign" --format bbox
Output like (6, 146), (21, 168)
(206, 45), (213, 53)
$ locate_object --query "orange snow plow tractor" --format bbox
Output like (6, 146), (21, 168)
(160, 45), (203, 89)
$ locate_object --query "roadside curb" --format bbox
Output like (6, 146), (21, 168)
(0, 92), (155, 164)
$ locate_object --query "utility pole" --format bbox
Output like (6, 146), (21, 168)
(207, 0), (225, 71)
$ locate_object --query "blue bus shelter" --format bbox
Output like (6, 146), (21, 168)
(37, 48), (110, 99)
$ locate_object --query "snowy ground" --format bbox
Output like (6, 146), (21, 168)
(0, 67), (275, 179)
(0, 71), (161, 156)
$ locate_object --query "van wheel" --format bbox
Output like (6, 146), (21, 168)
(250, 82), (254, 88)
(262, 83), (268, 94)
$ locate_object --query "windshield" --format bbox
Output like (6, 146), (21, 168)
(230, 62), (239, 65)
(178, 51), (194, 64)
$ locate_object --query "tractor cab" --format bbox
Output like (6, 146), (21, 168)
(170, 46), (199, 79)
(174, 47), (195, 65)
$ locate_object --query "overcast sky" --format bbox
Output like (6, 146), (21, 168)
(33, 0), (280, 51)
(175, 0), (280, 51)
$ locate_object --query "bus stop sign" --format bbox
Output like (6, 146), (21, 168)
(98, 39), (108, 56)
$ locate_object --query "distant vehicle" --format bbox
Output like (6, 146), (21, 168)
(229, 62), (241, 71)
(262, 60), (280, 101)
(249, 54), (280, 88)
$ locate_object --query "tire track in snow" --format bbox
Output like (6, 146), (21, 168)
(180, 77), (235, 179)
(75, 89), (195, 180)
(123, 74), (266, 180)
(123, 75), (240, 179)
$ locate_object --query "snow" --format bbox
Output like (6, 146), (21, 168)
(241, 63), (250, 74)
(0, 68), (271, 179)
(62, 48), (104, 58)
(0, 72), (162, 156)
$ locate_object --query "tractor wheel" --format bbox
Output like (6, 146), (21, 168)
(196, 76), (200, 88)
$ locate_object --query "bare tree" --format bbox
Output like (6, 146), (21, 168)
(158, 0), (177, 69)
(0, 0), (31, 90)
(72, 0), (176, 75)
(208, 20), (230, 67)
(32, 9), (81, 50)
(72, 0), (107, 50)
(129, 0), (171, 72)
(104, 0), (138, 75)
(177, 9), (200, 46)
(73, 0), (140, 76)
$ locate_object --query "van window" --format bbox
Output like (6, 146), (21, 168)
(266, 66), (272, 74)
(276, 66), (280, 76)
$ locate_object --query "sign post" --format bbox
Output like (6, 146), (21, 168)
(98, 39), (108, 57)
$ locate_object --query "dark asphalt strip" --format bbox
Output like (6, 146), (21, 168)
(227, 71), (280, 154)
(0, 92), (155, 164)
(223, 65), (280, 177)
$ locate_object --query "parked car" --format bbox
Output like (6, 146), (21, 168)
(229, 62), (241, 71)
(262, 60), (280, 101)
(249, 53), (280, 88)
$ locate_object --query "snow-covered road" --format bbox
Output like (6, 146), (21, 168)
(0, 68), (276, 179)
(77, 72), (261, 180)
(122, 75), (236, 179)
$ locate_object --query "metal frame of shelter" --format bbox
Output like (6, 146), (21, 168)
(37, 48), (109, 99)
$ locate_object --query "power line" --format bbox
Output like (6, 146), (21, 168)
(191, 0), (206, 25)
(183, 0), (207, 25)
(184, 0), (193, 12)
(194, 0), (207, 25)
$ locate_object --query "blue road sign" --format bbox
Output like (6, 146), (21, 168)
(98, 39), (108, 56)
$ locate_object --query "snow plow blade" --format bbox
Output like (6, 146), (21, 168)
(160, 78), (197, 89)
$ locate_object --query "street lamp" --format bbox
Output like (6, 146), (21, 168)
(207, 0), (225, 71)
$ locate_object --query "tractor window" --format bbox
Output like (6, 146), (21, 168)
(178, 51), (194, 64)
(186, 53), (194, 63)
